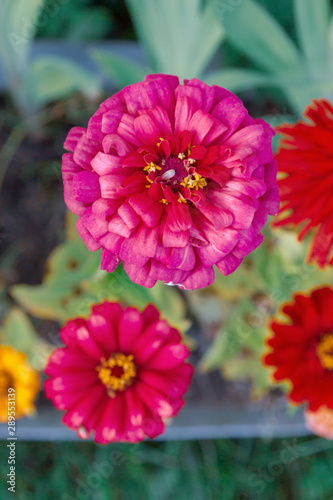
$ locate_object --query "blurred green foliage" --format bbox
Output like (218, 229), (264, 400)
(1, 437), (333, 499)
(36, 0), (113, 40)
(207, 0), (333, 114)
(0, 0), (101, 121)
(196, 228), (333, 398)
(10, 212), (191, 335)
(0, 307), (53, 372)
(92, 0), (225, 85)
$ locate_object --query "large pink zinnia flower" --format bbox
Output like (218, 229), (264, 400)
(63, 74), (279, 289)
(44, 301), (193, 443)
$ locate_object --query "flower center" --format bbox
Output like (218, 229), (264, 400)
(0, 370), (13, 396)
(158, 156), (189, 189)
(143, 136), (207, 205)
(97, 353), (136, 397)
(317, 334), (333, 370)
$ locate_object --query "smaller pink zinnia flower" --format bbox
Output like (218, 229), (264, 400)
(44, 301), (193, 443)
(305, 406), (333, 440)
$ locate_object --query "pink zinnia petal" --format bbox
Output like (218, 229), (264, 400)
(44, 302), (192, 443)
(62, 74), (278, 289)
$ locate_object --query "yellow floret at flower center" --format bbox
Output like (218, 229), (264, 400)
(181, 173), (207, 190)
(317, 334), (333, 370)
(97, 353), (136, 396)
(0, 370), (13, 396)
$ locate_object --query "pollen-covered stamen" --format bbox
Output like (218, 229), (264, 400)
(141, 136), (207, 202)
(97, 353), (136, 397)
(177, 194), (187, 203)
(317, 334), (333, 370)
(143, 162), (161, 173)
(181, 173), (207, 190)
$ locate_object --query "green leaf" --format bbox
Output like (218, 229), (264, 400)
(91, 49), (147, 88)
(0, 0), (44, 77)
(0, 0), (45, 115)
(125, 0), (225, 80)
(0, 307), (51, 370)
(212, 0), (302, 75)
(43, 240), (101, 287)
(200, 297), (275, 399)
(282, 78), (333, 115)
(11, 210), (190, 334)
(11, 283), (75, 322)
(204, 68), (274, 92)
(294, 0), (330, 74)
(25, 55), (101, 106)
(0, 307), (38, 353)
(200, 299), (252, 371)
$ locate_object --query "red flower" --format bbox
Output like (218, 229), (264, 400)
(44, 301), (193, 443)
(263, 286), (333, 411)
(273, 99), (333, 267)
(63, 74), (279, 289)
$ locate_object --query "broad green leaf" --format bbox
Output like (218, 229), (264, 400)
(125, 0), (224, 80)
(91, 49), (147, 88)
(43, 241), (101, 287)
(0, 307), (51, 369)
(11, 283), (77, 322)
(0, 307), (38, 354)
(25, 55), (101, 106)
(294, 0), (330, 75)
(204, 68), (274, 92)
(212, 0), (303, 75)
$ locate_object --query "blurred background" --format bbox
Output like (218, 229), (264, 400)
(1, 0), (333, 498)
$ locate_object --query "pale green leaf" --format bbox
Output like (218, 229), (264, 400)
(125, 0), (224, 80)
(0, 0), (44, 77)
(204, 68), (274, 92)
(294, 0), (330, 74)
(212, 0), (303, 75)
(25, 55), (101, 106)
(10, 283), (74, 322)
(91, 49), (147, 88)
(0, 307), (51, 369)
(43, 241), (101, 287)
(0, 307), (38, 353)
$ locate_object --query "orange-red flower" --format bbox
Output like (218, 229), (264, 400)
(273, 99), (333, 267)
(263, 286), (333, 411)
